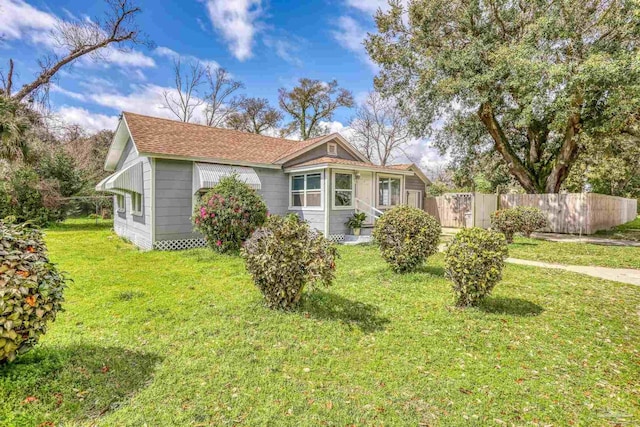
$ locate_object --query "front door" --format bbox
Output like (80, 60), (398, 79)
(356, 171), (374, 224)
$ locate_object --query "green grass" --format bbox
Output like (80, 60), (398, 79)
(509, 236), (640, 269)
(595, 216), (640, 242)
(1, 219), (639, 426)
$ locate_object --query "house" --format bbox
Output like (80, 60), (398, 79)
(96, 112), (431, 250)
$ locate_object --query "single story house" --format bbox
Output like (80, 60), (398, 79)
(96, 112), (431, 250)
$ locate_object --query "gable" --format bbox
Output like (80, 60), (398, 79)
(283, 141), (359, 167)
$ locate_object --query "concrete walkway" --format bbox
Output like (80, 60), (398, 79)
(506, 258), (640, 286)
(530, 232), (640, 247)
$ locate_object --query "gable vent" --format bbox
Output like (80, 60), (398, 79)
(327, 142), (338, 156)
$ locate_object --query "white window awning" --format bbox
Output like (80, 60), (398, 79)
(95, 161), (144, 194)
(193, 163), (262, 193)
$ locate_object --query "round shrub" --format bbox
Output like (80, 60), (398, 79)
(516, 206), (548, 237)
(444, 227), (508, 307)
(490, 208), (521, 243)
(193, 175), (268, 253)
(241, 214), (338, 310)
(372, 205), (441, 273)
(0, 222), (67, 364)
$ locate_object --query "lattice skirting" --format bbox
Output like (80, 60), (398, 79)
(153, 238), (207, 251)
(327, 234), (345, 243)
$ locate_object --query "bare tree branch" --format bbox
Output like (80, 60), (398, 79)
(161, 58), (205, 123)
(10, 0), (147, 103)
(348, 92), (411, 166)
(203, 68), (244, 127)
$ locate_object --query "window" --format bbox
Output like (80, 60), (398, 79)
(131, 193), (143, 215)
(378, 176), (401, 207)
(290, 173), (322, 208)
(116, 194), (125, 213)
(333, 172), (353, 209)
(327, 142), (338, 156)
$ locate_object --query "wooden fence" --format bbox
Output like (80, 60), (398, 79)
(424, 193), (497, 229)
(499, 193), (637, 234)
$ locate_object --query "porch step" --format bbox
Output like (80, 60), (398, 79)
(343, 235), (373, 245)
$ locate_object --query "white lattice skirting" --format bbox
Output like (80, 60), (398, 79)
(327, 234), (345, 243)
(153, 238), (207, 251)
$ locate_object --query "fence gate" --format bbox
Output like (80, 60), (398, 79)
(424, 192), (497, 229)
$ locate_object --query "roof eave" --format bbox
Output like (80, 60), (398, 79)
(137, 152), (282, 169)
(284, 163), (415, 175)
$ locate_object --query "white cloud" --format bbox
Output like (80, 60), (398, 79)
(50, 84), (86, 101)
(203, 0), (263, 61)
(153, 46), (220, 70)
(54, 106), (119, 133)
(332, 16), (378, 72)
(0, 0), (57, 39)
(263, 36), (302, 67)
(344, 0), (389, 15)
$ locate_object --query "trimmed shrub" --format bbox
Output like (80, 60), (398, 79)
(241, 214), (338, 310)
(444, 227), (508, 307)
(193, 175), (268, 253)
(372, 205), (441, 273)
(516, 206), (548, 237)
(490, 208), (521, 243)
(0, 222), (67, 364)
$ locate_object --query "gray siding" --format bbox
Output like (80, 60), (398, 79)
(284, 142), (358, 167)
(405, 175), (426, 192)
(154, 160), (291, 242)
(112, 139), (153, 250)
(293, 211), (325, 232)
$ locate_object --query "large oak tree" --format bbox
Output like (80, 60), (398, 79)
(366, 0), (640, 193)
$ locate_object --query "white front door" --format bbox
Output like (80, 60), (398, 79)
(407, 190), (422, 209)
(356, 171), (374, 223)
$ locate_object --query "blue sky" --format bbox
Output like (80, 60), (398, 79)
(0, 0), (445, 170)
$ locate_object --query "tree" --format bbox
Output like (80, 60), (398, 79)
(349, 92), (410, 165)
(226, 97), (282, 134)
(0, 96), (31, 162)
(203, 68), (244, 127)
(1, 0), (147, 103)
(366, 0), (640, 193)
(162, 59), (206, 123)
(278, 78), (354, 140)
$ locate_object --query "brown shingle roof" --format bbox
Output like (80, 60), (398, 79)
(123, 112), (327, 165)
(286, 156), (412, 173)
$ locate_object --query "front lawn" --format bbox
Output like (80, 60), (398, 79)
(1, 219), (639, 426)
(509, 237), (640, 269)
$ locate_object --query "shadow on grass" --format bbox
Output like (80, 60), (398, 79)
(301, 291), (390, 333)
(509, 242), (538, 247)
(415, 264), (446, 277)
(478, 297), (544, 317)
(46, 221), (113, 232)
(0, 345), (161, 426)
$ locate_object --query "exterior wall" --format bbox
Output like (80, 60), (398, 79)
(154, 160), (291, 243)
(112, 139), (153, 250)
(287, 169), (327, 233)
(405, 175), (426, 192)
(283, 142), (358, 167)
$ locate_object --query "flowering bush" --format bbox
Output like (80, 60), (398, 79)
(193, 175), (268, 253)
(241, 214), (338, 310)
(516, 206), (548, 237)
(372, 205), (441, 273)
(490, 208), (521, 243)
(444, 227), (508, 307)
(0, 221), (67, 364)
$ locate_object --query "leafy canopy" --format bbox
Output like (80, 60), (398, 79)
(367, 0), (640, 193)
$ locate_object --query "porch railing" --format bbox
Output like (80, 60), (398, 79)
(355, 198), (384, 222)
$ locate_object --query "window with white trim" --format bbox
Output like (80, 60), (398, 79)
(333, 172), (353, 208)
(131, 193), (143, 216)
(327, 142), (338, 156)
(378, 176), (401, 207)
(116, 194), (125, 213)
(290, 173), (322, 208)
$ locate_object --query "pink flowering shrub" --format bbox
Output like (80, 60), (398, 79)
(193, 175), (268, 253)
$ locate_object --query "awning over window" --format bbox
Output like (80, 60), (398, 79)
(193, 163), (262, 193)
(95, 161), (144, 194)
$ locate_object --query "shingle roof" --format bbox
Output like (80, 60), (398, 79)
(286, 156), (411, 173)
(123, 112), (327, 165)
